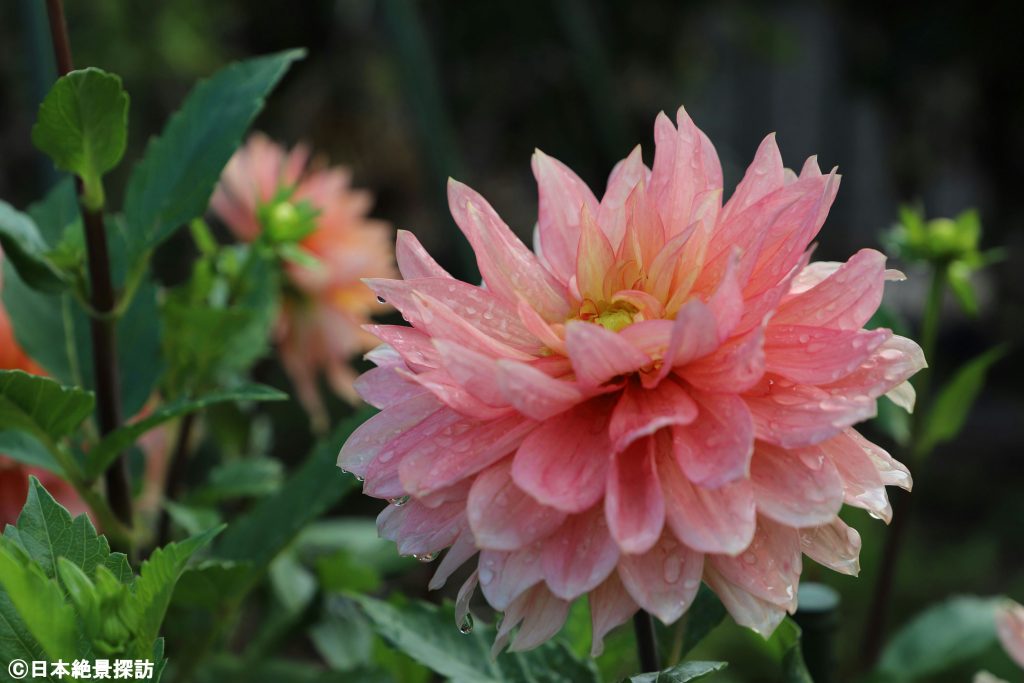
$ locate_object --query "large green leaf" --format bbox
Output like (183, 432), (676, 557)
(0, 431), (59, 471)
(0, 370), (94, 447)
(767, 618), (813, 683)
(31, 68), (129, 210)
(680, 585), (727, 657)
(85, 384), (287, 480)
(626, 661), (728, 682)
(877, 596), (1001, 681)
(0, 538), (78, 661)
(5, 477), (131, 582)
(0, 201), (68, 292)
(353, 594), (599, 683)
(132, 526), (222, 654)
(27, 177), (80, 246)
(919, 346), (1006, 454)
(123, 50), (304, 259)
(214, 406), (371, 575)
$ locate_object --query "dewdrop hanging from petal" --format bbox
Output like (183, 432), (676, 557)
(338, 106), (924, 654)
(211, 133), (396, 430)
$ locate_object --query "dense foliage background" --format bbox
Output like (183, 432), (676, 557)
(0, 1), (1020, 681)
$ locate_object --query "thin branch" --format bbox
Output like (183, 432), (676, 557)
(633, 610), (660, 674)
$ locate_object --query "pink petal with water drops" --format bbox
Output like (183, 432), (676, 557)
(819, 430), (893, 522)
(598, 145), (648, 248)
(377, 498), (465, 557)
(496, 584), (571, 655)
(429, 530), (478, 590)
(564, 321), (651, 387)
(395, 229), (452, 280)
(843, 428), (913, 491)
(703, 562), (787, 637)
(532, 150), (599, 284)
(764, 326), (891, 385)
(618, 533), (704, 624)
(512, 400), (613, 513)
(589, 572), (639, 657)
(800, 517), (862, 576)
(606, 438), (665, 554)
(337, 392), (441, 476)
(683, 325), (766, 394)
(353, 364), (425, 409)
(467, 459), (566, 551)
(719, 133), (785, 224)
(773, 249), (887, 330)
(750, 442), (844, 527)
(708, 516), (801, 610)
(541, 505), (620, 600)
(498, 359), (585, 421)
(609, 377), (697, 453)
(659, 449), (756, 555)
(478, 544), (546, 610)
(672, 390), (755, 488)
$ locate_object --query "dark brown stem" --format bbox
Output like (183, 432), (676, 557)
(861, 489), (914, 667)
(156, 413), (197, 546)
(44, 0), (134, 531)
(633, 610), (660, 673)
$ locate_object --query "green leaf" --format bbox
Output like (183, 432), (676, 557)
(626, 661), (728, 682)
(0, 538), (78, 660)
(0, 201), (68, 292)
(133, 526), (223, 654)
(919, 345), (1007, 454)
(31, 68), (129, 210)
(27, 177), (80, 246)
(172, 560), (252, 609)
(0, 431), (60, 472)
(680, 584), (727, 657)
(123, 50), (303, 258)
(268, 551), (318, 616)
(764, 618), (813, 683)
(188, 457), (283, 503)
(878, 596), (1002, 680)
(215, 406), (372, 576)
(85, 384), (287, 479)
(6, 477), (131, 582)
(310, 597), (375, 671)
(0, 369), (94, 449)
(353, 594), (600, 683)
(296, 518), (414, 575)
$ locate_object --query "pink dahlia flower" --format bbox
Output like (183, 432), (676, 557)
(997, 601), (1024, 668)
(211, 133), (395, 429)
(339, 107), (923, 654)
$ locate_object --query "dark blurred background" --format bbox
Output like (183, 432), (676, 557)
(1, 1), (1021, 680)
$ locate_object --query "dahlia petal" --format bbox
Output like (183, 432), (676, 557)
(363, 405), (465, 499)
(617, 533), (703, 624)
(365, 325), (441, 371)
(707, 255), (744, 339)
(764, 326), (891, 385)
(577, 205), (617, 301)
(448, 179), (570, 320)
(408, 291), (534, 361)
(720, 133), (786, 223)
(378, 498), (465, 557)
(398, 368), (512, 421)
(433, 340), (506, 407)
(672, 391), (755, 488)
(455, 570), (478, 629)
(479, 544), (545, 610)
(843, 428), (912, 491)
(736, 248), (813, 334)
(512, 402), (613, 513)
(709, 516), (801, 609)
(773, 249), (888, 330)
(502, 585), (571, 654)
(588, 572), (638, 657)
(497, 359), (585, 421)
(704, 562), (787, 637)
(683, 326), (766, 394)
(599, 145), (648, 248)
(650, 107), (723, 238)
(886, 380), (917, 413)
(467, 459), (566, 551)
(659, 449), (756, 555)
(541, 505), (620, 599)
(337, 392), (441, 476)
(800, 517), (861, 576)
(364, 343), (403, 368)
(606, 438), (665, 554)
(662, 299), (720, 372)
(399, 414), (537, 497)
(822, 335), (927, 401)
(609, 377), (697, 452)
(647, 227), (697, 303)
(429, 530), (478, 590)
(366, 277), (539, 351)
(395, 229), (452, 280)
(819, 430), (892, 522)
(996, 602), (1024, 668)
(532, 150), (600, 284)
(745, 375), (878, 448)
(621, 178), (666, 273)
(516, 299), (567, 354)
(750, 442), (844, 527)
(564, 321), (651, 387)
(353, 365), (425, 409)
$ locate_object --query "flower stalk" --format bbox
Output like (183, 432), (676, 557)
(633, 610), (660, 673)
(43, 0), (134, 534)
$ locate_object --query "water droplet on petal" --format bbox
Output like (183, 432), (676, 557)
(459, 613), (474, 634)
(414, 552), (436, 563)
(389, 495), (410, 507)
(376, 295), (387, 304)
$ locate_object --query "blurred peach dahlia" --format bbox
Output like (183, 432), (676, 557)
(997, 600), (1024, 668)
(211, 133), (395, 429)
(338, 107), (924, 654)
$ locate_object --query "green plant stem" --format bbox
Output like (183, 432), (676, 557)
(43, 0), (135, 539)
(633, 610), (660, 673)
(861, 266), (946, 666)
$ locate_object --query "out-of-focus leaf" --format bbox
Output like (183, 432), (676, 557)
(947, 260), (979, 316)
(31, 68), (128, 210)
(764, 618), (813, 683)
(296, 518), (412, 575)
(132, 526), (222, 654)
(310, 596), (375, 671)
(268, 550), (317, 616)
(315, 549), (381, 594)
(123, 50), (303, 259)
(0, 431), (59, 471)
(163, 501), (222, 538)
(26, 177), (79, 247)
(85, 384), (287, 479)
(919, 345), (1006, 455)
(877, 596), (1002, 680)
(0, 538), (78, 661)
(874, 395), (911, 446)
(0, 370), (94, 446)
(353, 594), (600, 683)
(188, 457), (283, 503)
(681, 584), (727, 657)
(0, 201), (68, 292)
(626, 661), (728, 682)
(172, 560), (252, 608)
(214, 406), (372, 578)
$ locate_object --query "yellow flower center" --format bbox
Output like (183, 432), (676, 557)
(577, 300), (638, 332)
